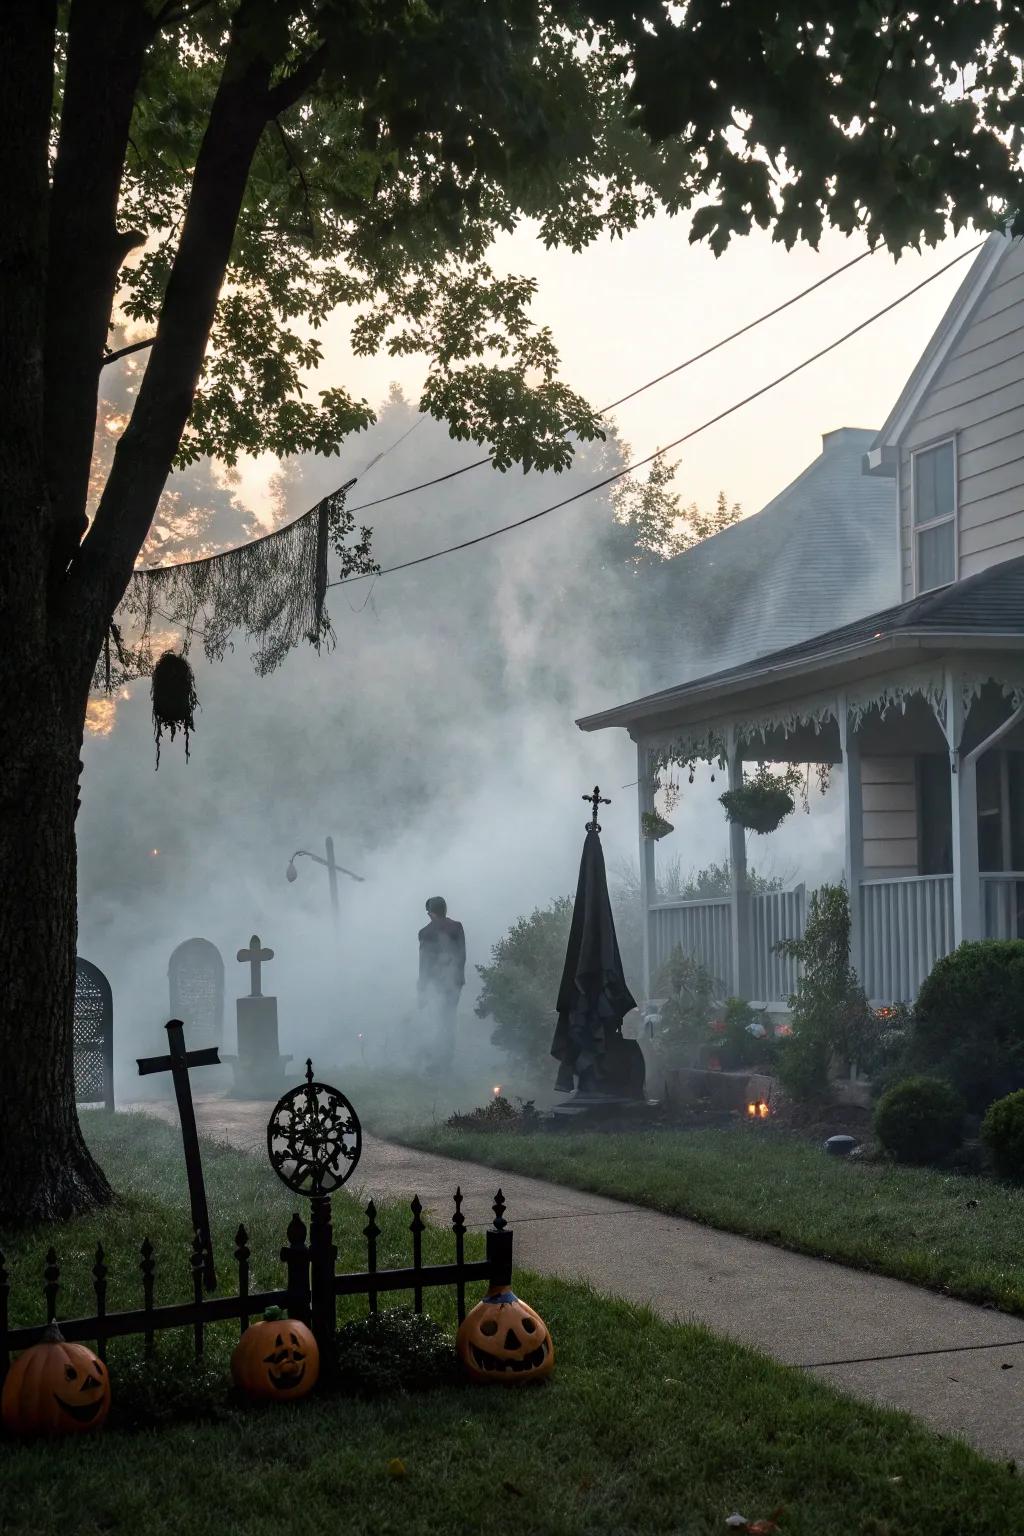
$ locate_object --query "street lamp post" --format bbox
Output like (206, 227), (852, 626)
(286, 838), (364, 927)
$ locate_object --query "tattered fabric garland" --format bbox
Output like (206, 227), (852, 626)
(93, 480), (375, 765)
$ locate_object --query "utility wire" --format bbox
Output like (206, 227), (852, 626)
(345, 244), (877, 515)
(327, 240), (983, 589)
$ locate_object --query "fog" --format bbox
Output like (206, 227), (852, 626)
(79, 383), (842, 1109)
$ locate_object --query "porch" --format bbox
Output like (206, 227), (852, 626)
(577, 559), (1024, 1008)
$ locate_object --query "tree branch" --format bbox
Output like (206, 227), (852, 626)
(265, 42), (329, 117)
(102, 337), (156, 367)
(44, 0), (154, 585)
(271, 117), (318, 248)
(71, 10), (285, 666)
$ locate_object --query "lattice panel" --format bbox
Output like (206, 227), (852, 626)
(74, 959), (112, 1107)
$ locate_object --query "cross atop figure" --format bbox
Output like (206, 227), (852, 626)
(137, 1020), (220, 1289)
(583, 784), (610, 832)
(237, 934), (274, 997)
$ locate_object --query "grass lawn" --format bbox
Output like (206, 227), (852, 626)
(356, 1081), (1024, 1317)
(2, 1111), (1023, 1536)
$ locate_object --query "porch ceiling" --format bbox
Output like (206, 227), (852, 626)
(577, 553), (1024, 744)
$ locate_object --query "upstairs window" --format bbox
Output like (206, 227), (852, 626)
(912, 439), (956, 593)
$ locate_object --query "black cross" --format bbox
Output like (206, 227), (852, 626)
(137, 1020), (220, 1290)
(583, 784), (610, 831)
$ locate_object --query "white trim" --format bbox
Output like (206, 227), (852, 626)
(911, 434), (959, 595)
(878, 236), (1009, 449)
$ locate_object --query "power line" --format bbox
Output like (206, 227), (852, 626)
(327, 240), (983, 590)
(345, 244), (877, 515)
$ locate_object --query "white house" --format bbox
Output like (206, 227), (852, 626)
(578, 232), (1024, 1008)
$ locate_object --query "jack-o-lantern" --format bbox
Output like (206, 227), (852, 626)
(1, 1323), (110, 1436)
(457, 1287), (554, 1385)
(231, 1307), (319, 1402)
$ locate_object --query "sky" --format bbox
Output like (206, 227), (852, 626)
(231, 214), (983, 532)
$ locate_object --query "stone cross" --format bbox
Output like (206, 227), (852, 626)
(237, 934), (274, 997)
(137, 1020), (220, 1290)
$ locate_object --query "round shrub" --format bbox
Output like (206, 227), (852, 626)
(873, 1076), (964, 1165)
(910, 941), (1024, 1111)
(981, 1089), (1024, 1182)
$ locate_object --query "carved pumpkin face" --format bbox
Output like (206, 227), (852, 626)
(231, 1309), (319, 1402)
(457, 1288), (554, 1385)
(1, 1325), (110, 1436)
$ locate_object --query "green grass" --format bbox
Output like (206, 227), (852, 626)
(396, 1119), (1024, 1317)
(3, 1112), (1024, 1536)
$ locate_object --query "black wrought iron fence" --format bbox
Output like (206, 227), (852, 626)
(0, 1187), (513, 1388)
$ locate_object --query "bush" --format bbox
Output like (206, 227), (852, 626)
(334, 1309), (458, 1397)
(713, 997), (776, 1071)
(445, 1094), (541, 1133)
(874, 1076), (964, 1165)
(475, 897), (573, 1072)
(909, 941), (1024, 1112)
(654, 948), (719, 1059)
(981, 1090), (1024, 1181)
(775, 883), (871, 1103)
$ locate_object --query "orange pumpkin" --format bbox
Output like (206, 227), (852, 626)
(1, 1323), (110, 1436)
(231, 1307), (319, 1402)
(457, 1287), (554, 1385)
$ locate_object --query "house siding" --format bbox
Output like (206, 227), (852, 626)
(899, 239), (1024, 599)
(862, 757), (918, 878)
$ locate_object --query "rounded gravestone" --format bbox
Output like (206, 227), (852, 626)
(168, 938), (224, 1051)
(824, 1134), (858, 1157)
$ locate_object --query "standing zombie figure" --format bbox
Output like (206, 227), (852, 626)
(418, 897), (466, 1075)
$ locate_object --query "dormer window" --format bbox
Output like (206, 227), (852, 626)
(912, 438), (956, 593)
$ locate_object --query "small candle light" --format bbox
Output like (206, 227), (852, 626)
(493, 1085), (502, 1097)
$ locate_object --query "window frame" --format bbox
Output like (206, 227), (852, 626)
(910, 434), (958, 595)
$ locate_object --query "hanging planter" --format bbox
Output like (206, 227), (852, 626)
(718, 763), (801, 835)
(151, 650), (199, 769)
(641, 811), (674, 841)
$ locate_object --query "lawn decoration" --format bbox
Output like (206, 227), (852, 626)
(1, 1324), (110, 1436)
(151, 649), (198, 767)
(231, 1307), (319, 1402)
(267, 1059), (362, 1197)
(457, 1287), (554, 1385)
(718, 763), (801, 835)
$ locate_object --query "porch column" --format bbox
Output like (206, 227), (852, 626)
(836, 693), (864, 984)
(943, 669), (982, 943)
(636, 740), (655, 1000)
(726, 730), (753, 998)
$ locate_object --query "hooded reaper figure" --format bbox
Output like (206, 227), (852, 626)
(550, 791), (644, 1097)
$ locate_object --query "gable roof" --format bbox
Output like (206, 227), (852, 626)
(618, 427), (898, 696)
(579, 553), (1024, 734)
(865, 233), (1013, 471)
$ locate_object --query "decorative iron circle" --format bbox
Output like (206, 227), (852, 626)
(266, 1062), (362, 1196)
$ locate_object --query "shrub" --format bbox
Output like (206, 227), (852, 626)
(981, 1090), (1024, 1182)
(654, 948), (720, 1058)
(909, 941), (1024, 1112)
(445, 1094), (540, 1133)
(334, 1310), (458, 1397)
(714, 997), (776, 1071)
(475, 897), (573, 1072)
(874, 1076), (964, 1165)
(775, 883), (871, 1103)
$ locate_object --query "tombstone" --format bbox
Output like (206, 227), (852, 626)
(73, 957), (114, 1111)
(222, 934), (292, 1098)
(168, 938), (225, 1051)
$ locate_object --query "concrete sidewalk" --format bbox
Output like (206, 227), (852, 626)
(149, 1096), (1024, 1463)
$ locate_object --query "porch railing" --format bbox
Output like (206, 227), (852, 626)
(861, 875), (954, 1004)
(982, 874), (1024, 940)
(750, 885), (806, 1004)
(648, 897), (731, 993)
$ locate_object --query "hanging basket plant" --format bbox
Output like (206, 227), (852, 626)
(641, 811), (674, 841)
(718, 763), (801, 835)
(151, 650), (198, 769)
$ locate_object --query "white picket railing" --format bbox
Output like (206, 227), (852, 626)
(982, 874), (1024, 939)
(648, 898), (732, 993)
(750, 885), (806, 1003)
(861, 875), (954, 1004)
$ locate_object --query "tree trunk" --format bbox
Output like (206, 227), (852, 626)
(0, 668), (112, 1224)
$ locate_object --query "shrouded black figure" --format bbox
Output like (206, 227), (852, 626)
(551, 805), (644, 1098)
(418, 897), (466, 1075)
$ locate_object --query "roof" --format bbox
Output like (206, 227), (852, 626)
(865, 233), (1013, 470)
(617, 426), (898, 695)
(578, 553), (1024, 734)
